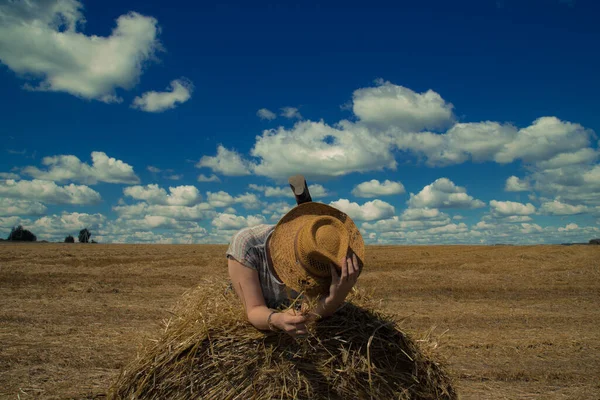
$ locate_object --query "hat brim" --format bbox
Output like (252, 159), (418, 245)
(269, 202), (365, 296)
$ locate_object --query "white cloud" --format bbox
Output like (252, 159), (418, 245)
(539, 200), (588, 215)
(534, 148), (598, 170)
(123, 184), (201, 206)
(308, 184), (330, 198)
(400, 207), (442, 221)
(251, 120), (396, 180)
(352, 179), (405, 197)
(280, 107), (302, 119)
(147, 166), (161, 173)
(248, 184), (290, 197)
(248, 183), (330, 198)
(207, 191), (261, 209)
(0, 179), (101, 205)
(393, 117), (595, 169)
(494, 117), (593, 164)
(505, 176), (531, 192)
(257, 108), (276, 120)
(0, 0), (160, 102)
(131, 78), (193, 112)
(211, 213), (266, 230)
(329, 199), (395, 221)
(262, 201), (293, 220)
(558, 223), (579, 232)
(113, 202), (215, 221)
(32, 212), (106, 236)
(490, 200), (536, 216)
(197, 145), (253, 176)
(427, 222), (468, 235)
(474, 221), (495, 230)
(23, 151), (139, 184)
(408, 178), (485, 209)
(353, 80), (455, 131)
(165, 174), (182, 181)
(520, 223), (543, 234)
(504, 215), (533, 222)
(0, 198), (47, 216)
(197, 174), (221, 183)
(0, 172), (20, 180)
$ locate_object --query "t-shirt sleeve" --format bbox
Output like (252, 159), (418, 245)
(226, 227), (258, 270)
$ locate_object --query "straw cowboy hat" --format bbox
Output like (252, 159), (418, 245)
(269, 202), (365, 296)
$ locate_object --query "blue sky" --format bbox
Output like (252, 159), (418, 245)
(1, 0), (599, 244)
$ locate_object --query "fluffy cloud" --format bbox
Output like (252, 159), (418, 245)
(211, 213), (266, 230)
(123, 184), (201, 206)
(131, 78), (193, 112)
(248, 183), (329, 198)
(257, 108), (276, 120)
(248, 184), (289, 197)
(197, 174), (221, 183)
(408, 178), (485, 209)
(207, 191), (261, 209)
(0, 0), (160, 102)
(329, 199), (395, 221)
(400, 207), (443, 221)
(113, 202), (215, 221)
(539, 200), (589, 215)
(0, 198), (47, 216)
(0, 179), (101, 205)
(0, 172), (20, 180)
(251, 120), (396, 180)
(505, 176), (531, 192)
(353, 80), (455, 131)
(197, 145), (254, 176)
(262, 201), (293, 220)
(558, 223), (579, 232)
(23, 152), (139, 184)
(280, 107), (302, 119)
(363, 208), (451, 233)
(490, 200), (536, 216)
(32, 212), (106, 236)
(351, 179), (405, 197)
(394, 117), (595, 167)
(520, 223), (543, 234)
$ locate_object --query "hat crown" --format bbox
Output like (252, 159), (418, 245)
(295, 216), (349, 278)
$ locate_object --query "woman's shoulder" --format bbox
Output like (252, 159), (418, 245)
(230, 224), (274, 246)
(226, 224), (275, 268)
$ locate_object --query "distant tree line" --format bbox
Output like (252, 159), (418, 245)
(3, 226), (96, 243)
(7, 225), (36, 242)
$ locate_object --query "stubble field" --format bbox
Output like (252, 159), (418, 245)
(0, 243), (599, 399)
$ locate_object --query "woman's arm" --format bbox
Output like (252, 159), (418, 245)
(228, 257), (307, 336)
(306, 252), (360, 320)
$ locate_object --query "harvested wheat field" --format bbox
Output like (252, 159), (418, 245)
(1, 243), (599, 399)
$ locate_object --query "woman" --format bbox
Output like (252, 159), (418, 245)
(227, 202), (364, 337)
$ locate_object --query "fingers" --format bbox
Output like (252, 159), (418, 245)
(330, 264), (340, 284)
(340, 256), (349, 282)
(351, 253), (359, 280)
(281, 314), (308, 337)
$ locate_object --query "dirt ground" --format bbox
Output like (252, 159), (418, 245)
(0, 243), (599, 399)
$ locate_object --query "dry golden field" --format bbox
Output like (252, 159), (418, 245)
(0, 243), (599, 399)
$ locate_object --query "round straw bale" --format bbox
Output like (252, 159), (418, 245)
(108, 281), (456, 400)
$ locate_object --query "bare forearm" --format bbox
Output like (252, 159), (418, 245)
(309, 295), (345, 320)
(246, 305), (275, 331)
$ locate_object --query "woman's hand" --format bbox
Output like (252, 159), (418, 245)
(272, 309), (308, 337)
(304, 252), (360, 320)
(325, 252), (360, 308)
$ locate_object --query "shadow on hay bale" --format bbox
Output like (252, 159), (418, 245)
(108, 282), (457, 400)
